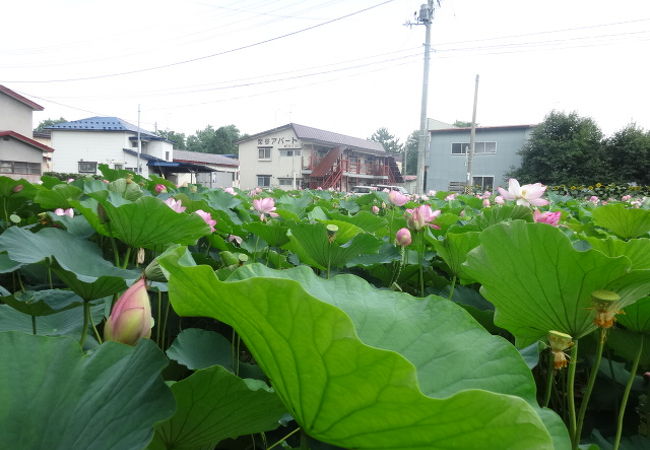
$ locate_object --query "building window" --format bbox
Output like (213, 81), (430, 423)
(165, 151), (170, 161)
(473, 176), (494, 191)
(78, 161), (97, 173)
(114, 163), (124, 170)
(258, 147), (272, 160)
(451, 142), (497, 154)
(0, 160), (41, 175)
(257, 175), (271, 187)
(280, 149), (301, 157)
(278, 178), (293, 186)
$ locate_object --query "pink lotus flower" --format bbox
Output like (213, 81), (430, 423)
(224, 187), (236, 195)
(164, 198), (186, 213)
(406, 205), (441, 231)
(482, 198), (491, 208)
(494, 195), (505, 205)
(588, 195), (600, 205)
(54, 207), (74, 218)
(395, 227), (412, 246)
(427, 190), (437, 196)
(497, 179), (549, 207)
(421, 195), (429, 201)
(195, 209), (217, 232)
(104, 278), (153, 345)
(371, 205), (380, 214)
(154, 184), (167, 193)
(389, 190), (409, 206)
(228, 234), (243, 245)
(533, 210), (561, 227)
(621, 195), (632, 202)
(445, 193), (458, 201)
(67, 178), (74, 183)
(249, 187), (263, 196)
(12, 184), (23, 193)
(253, 198), (279, 221)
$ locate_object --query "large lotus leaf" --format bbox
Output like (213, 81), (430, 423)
(159, 252), (560, 449)
(0, 253), (22, 273)
(150, 365), (286, 450)
(0, 332), (175, 449)
(327, 210), (387, 234)
(99, 196), (211, 249)
(592, 204), (650, 239)
(0, 177), (37, 217)
(33, 183), (83, 209)
(607, 328), (650, 367)
(472, 204), (533, 230)
(586, 237), (650, 269)
(0, 304), (104, 336)
(244, 221), (290, 247)
(0, 227), (137, 300)
(1, 289), (83, 316)
(430, 231), (480, 280)
(49, 211), (96, 238)
(463, 221), (632, 346)
(285, 222), (383, 271)
(276, 194), (312, 217)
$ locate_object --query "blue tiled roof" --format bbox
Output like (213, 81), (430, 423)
(46, 116), (159, 139)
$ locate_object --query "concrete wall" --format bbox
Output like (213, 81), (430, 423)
(427, 127), (533, 192)
(50, 130), (151, 176)
(0, 95), (33, 136)
(238, 128), (304, 190)
(0, 139), (43, 183)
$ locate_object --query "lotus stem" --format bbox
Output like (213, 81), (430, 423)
(161, 294), (171, 349)
(418, 232), (425, 297)
(567, 339), (578, 447)
(447, 275), (457, 301)
(121, 247), (132, 269)
(543, 349), (554, 408)
(156, 290), (162, 346)
(79, 300), (90, 348)
(575, 328), (607, 446)
(613, 335), (644, 450)
(31, 315), (37, 335)
(267, 427), (301, 450)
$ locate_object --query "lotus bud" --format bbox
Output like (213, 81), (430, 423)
(154, 184), (167, 194)
(12, 184), (23, 193)
(395, 228), (412, 247)
(591, 290), (622, 329)
(548, 330), (573, 370)
(104, 278), (153, 345)
(371, 205), (380, 214)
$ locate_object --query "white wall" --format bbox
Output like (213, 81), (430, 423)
(146, 139), (173, 161)
(50, 130), (140, 175)
(0, 95), (33, 136)
(238, 128), (305, 190)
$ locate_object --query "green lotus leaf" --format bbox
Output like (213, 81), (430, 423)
(33, 183), (83, 209)
(472, 204), (533, 230)
(592, 204), (650, 239)
(0, 332), (175, 449)
(108, 177), (144, 201)
(245, 221), (290, 247)
(463, 221), (632, 346)
(0, 253), (22, 273)
(276, 194), (312, 217)
(166, 328), (233, 370)
(98, 196), (211, 249)
(327, 210), (387, 234)
(0, 304), (104, 336)
(430, 231), (481, 280)
(0, 227), (137, 300)
(586, 237), (650, 269)
(285, 222), (383, 271)
(618, 296), (650, 333)
(160, 251), (563, 449)
(150, 365), (286, 450)
(1, 289), (83, 316)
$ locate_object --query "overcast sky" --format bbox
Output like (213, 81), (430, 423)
(3, 0), (649, 143)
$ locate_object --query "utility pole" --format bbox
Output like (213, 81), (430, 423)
(465, 74), (479, 193)
(408, 1), (437, 195)
(136, 104), (142, 175)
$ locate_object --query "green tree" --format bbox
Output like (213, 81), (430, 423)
(186, 125), (242, 155)
(34, 117), (67, 132)
(369, 128), (403, 154)
(509, 111), (605, 186)
(156, 130), (186, 150)
(602, 124), (650, 185)
(453, 120), (475, 128)
(403, 131), (419, 176)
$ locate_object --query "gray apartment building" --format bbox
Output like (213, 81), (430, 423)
(426, 124), (535, 192)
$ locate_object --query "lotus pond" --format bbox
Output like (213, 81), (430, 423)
(1, 167), (649, 450)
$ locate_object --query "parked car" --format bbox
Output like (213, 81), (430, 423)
(374, 185), (409, 195)
(350, 186), (375, 194)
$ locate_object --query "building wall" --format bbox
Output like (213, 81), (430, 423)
(50, 130), (151, 176)
(427, 127), (533, 192)
(238, 128), (304, 190)
(0, 139), (44, 183)
(0, 95), (34, 136)
(145, 140), (173, 161)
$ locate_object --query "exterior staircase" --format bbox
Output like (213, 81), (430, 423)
(386, 156), (404, 184)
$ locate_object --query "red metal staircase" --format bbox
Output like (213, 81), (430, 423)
(309, 147), (344, 189)
(386, 156), (404, 184)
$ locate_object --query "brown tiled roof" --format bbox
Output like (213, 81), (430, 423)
(239, 123), (385, 154)
(173, 150), (239, 167)
(0, 85), (44, 111)
(0, 130), (54, 152)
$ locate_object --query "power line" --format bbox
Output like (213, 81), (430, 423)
(2, 0), (396, 84)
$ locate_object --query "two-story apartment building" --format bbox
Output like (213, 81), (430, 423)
(427, 125), (535, 192)
(237, 123), (403, 191)
(0, 85), (55, 182)
(47, 116), (178, 177)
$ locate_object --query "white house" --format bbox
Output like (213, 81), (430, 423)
(237, 123), (403, 191)
(0, 85), (55, 183)
(47, 116), (177, 177)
